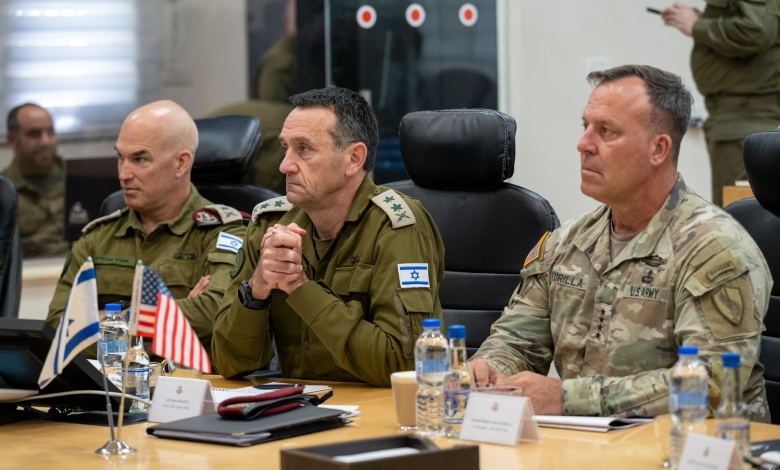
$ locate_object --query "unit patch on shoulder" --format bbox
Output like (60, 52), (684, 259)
(193, 204), (244, 227)
(371, 189), (416, 229)
(252, 196), (293, 223)
(230, 247), (245, 279)
(524, 231), (549, 267)
(81, 208), (127, 234)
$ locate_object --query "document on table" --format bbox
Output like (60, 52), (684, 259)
(211, 383), (331, 404)
(533, 416), (652, 432)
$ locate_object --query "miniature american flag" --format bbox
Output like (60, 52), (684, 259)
(135, 266), (211, 373)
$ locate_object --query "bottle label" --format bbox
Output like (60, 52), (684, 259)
(716, 421), (749, 432)
(670, 391), (708, 409)
(104, 340), (127, 354)
(444, 390), (470, 424)
(416, 359), (449, 376)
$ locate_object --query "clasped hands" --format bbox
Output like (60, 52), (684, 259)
(468, 358), (564, 415)
(249, 223), (310, 299)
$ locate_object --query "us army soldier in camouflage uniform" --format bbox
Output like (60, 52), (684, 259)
(469, 65), (773, 422)
(47, 101), (245, 356)
(213, 88), (445, 387)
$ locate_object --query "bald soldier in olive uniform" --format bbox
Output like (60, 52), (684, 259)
(662, 1), (780, 207)
(469, 66), (772, 422)
(2, 103), (68, 257)
(47, 101), (245, 355)
(213, 88), (445, 387)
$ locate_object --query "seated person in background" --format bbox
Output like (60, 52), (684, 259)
(212, 87), (445, 386)
(469, 65), (772, 422)
(47, 100), (245, 356)
(2, 103), (68, 257)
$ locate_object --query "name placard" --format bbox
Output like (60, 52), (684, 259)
(458, 392), (540, 446)
(148, 377), (216, 423)
(678, 433), (742, 470)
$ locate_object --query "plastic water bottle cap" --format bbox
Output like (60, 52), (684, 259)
(105, 303), (122, 312)
(448, 325), (466, 339)
(722, 352), (740, 368)
(422, 319), (440, 328)
(678, 345), (698, 356)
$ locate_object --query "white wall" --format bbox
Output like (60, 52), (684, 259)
(503, 0), (711, 224)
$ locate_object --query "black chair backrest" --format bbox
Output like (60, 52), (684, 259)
(0, 175), (22, 318)
(724, 130), (780, 423)
(386, 110), (559, 356)
(100, 115), (280, 216)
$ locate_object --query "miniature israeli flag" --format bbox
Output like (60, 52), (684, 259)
(39, 258), (100, 389)
(216, 231), (243, 253)
(397, 263), (430, 288)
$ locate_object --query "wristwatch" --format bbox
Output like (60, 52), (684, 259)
(238, 280), (271, 310)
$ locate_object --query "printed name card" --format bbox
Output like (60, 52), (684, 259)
(458, 393), (540, 446)
(678, 433), (742, 470)
(148, 377), (216, 423)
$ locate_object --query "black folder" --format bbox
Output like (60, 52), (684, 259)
(147, 406), (348, 447)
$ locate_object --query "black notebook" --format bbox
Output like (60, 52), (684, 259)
(147, 406), (348, 447)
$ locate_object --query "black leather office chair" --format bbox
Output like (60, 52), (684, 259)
(385, 110), (560, 356)
(724, 130), (780, 423)
(100, 115), (280, 216)
(0, 175), (22, 318)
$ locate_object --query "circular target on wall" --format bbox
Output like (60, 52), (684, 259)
(459, 3), (478, 27)
(357, 5), (377, 29)
(406, 3), (426, 28)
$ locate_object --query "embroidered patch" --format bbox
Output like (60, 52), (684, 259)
(252, 196), (293, 223)
(550, 271), (587, 290)
(230, 247), (245, 279)
(216, 231), (243, 253)
(524, 231), (549, 267)
(397, 263), (430, 288)
(371, 189), (416, 229)
(622, 284), (669, 302)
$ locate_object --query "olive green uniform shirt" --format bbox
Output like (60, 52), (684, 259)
(472, 176), (772, 422)
(692, 0), (780, 98)
(2, 156), (68, 257)
(46, 185), (245, 355)
(213, 177), (445, 387)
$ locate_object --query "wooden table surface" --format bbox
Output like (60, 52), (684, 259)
(4, 377), (780, 470)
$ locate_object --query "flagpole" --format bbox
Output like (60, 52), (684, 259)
(116, 260), (144, 442)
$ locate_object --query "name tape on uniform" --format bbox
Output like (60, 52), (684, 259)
(216, 232), (243, 253)
(398, 263), (430, 288)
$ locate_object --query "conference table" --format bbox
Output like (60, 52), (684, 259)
(5, 377), (780, 469)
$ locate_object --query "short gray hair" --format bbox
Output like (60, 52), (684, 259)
(587, 65), (693, 164)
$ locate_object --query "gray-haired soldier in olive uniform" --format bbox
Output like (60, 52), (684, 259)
(469, 66), (772, 422)
(662, 1), (780, 206)
(47, 101), (245, 356)
(213, 88), (445, 387)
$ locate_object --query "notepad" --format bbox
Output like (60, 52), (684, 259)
(532, 416), (652, 432)
(211, 383), (331, 404)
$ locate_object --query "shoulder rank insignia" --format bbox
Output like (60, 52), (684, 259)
(193, 204), (245, 227)
(371, 189), (416, 229)
(524, 231), (549, 267)
(252, 195), (293, 223)
(81, 208), (127, 234)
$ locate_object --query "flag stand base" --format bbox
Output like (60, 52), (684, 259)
(95, 439), (136, 455)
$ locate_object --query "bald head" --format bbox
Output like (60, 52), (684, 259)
(121, 100), (198, 157)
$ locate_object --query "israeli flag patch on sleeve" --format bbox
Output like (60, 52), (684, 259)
(216, 232), (243, 253)
(398, 263), (430, 288)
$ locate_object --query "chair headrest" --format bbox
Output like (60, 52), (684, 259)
(743, 130), (780, 216)
(398, 109), (516, 190)
(192, 115), (263, 184)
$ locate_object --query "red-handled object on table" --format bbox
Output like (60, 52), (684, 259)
(218, 387), (333, 420)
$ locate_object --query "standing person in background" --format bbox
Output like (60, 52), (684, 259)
(2, 103), (68, 257)
(662, 1), (780, 207)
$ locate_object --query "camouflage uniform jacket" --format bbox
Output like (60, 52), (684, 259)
(47, 185), (245, 356)
(471, 176), (772, 422)
(212, 176), (445, 386)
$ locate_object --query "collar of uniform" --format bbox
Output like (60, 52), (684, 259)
(345, 175), (379, 223)
(3, 155), (64, 193)
(574, 174), (688, 261)
(116, 184), (206, 237)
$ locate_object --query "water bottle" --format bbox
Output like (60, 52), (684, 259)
(99, 303), (128, 379)
(125, 336), (151, 413)
(443, 325), (470, 438)
(415, 318), (449, 436)
(715, 352), (750, 458)
(669, 345), (710, 470)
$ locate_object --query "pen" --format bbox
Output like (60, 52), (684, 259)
(647, 7), (661, 15)
(253, 383), (304, 390)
